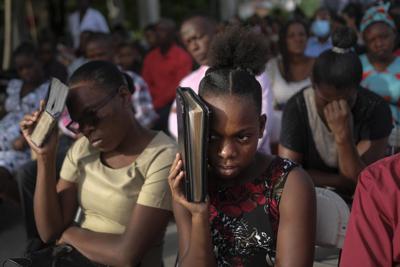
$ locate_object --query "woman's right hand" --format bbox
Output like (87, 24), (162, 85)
(168, 153), (209, 218)
(19, 100), (59, 157)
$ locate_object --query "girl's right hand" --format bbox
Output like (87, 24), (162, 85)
(19, 100), (59, 157)
(168, 153), (209, 217)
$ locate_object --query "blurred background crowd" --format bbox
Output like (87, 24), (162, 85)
(1, 0), (400, 266)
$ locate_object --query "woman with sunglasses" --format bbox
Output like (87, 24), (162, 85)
(19, 60), (176, 267)
(279, 26), (393, 202)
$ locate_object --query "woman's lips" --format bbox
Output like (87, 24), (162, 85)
(217, 165), (239, 176)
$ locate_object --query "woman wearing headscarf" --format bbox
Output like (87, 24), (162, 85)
(360, 2), (400, 150)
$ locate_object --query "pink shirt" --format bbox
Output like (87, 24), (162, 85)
(168, 65), (273, 154)
(340, 154), (400, 267)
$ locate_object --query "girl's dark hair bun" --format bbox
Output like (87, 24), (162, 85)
(332, 26), (357, 49)
(208, 26), (269, 76)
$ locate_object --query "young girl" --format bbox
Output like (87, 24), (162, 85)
(168, 27), (316, 267)
(0, 43), (49, 203)
(20, 60), (176, 266)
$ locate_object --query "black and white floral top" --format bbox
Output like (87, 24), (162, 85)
(209, 157), (297, 267)
(0, 79), (48, 172)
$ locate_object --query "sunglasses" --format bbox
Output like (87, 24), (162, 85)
(66, 88), (120, 134)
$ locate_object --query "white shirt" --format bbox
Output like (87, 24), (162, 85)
(266, 57), (311, 106)
(68, 8), (110, 48)
(265, 57), (311, 143)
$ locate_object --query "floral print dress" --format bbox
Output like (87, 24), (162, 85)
(0, 79), (49, 173)
(209, 157), (297, 267)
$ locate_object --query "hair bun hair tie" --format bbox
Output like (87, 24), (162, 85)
(332, 46), (352, 54)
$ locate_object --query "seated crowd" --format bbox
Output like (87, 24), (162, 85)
(1, 1), (400, 266)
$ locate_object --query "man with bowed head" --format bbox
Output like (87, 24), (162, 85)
(168, 15), (274, 154)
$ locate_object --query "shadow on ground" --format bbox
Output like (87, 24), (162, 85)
(0, 201), (338, 267)
(0, 200), (26, 262)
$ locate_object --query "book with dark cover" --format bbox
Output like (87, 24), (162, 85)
(30, 78), (69, 147)
(176, 87), (210, 203)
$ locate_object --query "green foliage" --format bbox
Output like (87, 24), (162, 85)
(123, 0), (139, 30)
(299, 0), (320, 18)
(81, 0), (214, 31)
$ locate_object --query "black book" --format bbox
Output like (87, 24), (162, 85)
(176, 87), (210, 203)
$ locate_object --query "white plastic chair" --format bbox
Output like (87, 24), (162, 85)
(315, 187), (350, 249)
(388, 126), (400, 155)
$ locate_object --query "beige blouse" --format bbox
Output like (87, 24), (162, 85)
(60, 132), (177, 266)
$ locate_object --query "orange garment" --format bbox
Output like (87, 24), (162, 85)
(142, 44), (193, 109)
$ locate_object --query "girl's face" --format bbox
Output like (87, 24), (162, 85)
(85, 41), (113, 61)
(203, 93), (265, 181)
(67, 81), (131, 152)
(117, 46), (139, 71)
(15, 55), (43, 84)
(363, 22), (396, 61)
(286, 23), (308, 55)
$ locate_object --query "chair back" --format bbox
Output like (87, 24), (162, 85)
(388, 126), (400, 155)
(315, 187), (350, 248)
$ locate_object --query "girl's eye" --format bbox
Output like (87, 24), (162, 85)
(209, 134), (219, 141)
(237, 135), (250, 142)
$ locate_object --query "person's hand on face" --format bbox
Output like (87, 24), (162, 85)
(323, 99), (352, 144)
(168, 153), (209, 218)
(19, 100), (59, 157)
